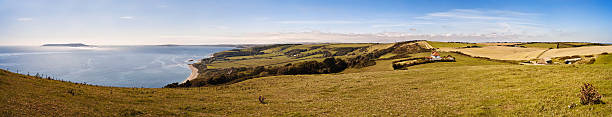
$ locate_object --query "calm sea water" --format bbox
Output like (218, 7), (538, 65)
(0, 46), (233, 88)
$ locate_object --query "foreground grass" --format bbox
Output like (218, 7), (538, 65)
(2, 64), (612, 116)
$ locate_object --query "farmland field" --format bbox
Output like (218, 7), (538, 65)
(439, 46), (547, 60)
(539, 46), (612, 58)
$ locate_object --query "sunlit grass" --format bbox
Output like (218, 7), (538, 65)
(3, 64), (612, 116)
(594, 54), (612, 65)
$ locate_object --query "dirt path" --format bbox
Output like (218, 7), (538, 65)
(536, 49), (551, 59)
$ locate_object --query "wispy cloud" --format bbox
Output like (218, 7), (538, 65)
(119, 16), (134, 20)
(207, 31), (531, 44)
(371, 22), (433, 28)
(277, 20), (361, 24)
(16, 17), (33, 22)
(371, 24), (412, 28)
(416, 9), (537, 21)
(409, 9), (550, 36)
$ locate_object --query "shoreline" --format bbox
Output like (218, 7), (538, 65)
(182, 64), (199, 83)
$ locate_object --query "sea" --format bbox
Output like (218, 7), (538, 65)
(0, 45), (234, 88)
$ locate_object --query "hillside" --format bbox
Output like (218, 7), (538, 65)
(2, 41), (612, 116)
(2, 63), (612, 116)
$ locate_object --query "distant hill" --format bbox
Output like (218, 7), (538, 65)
(42, 43), (91, 47)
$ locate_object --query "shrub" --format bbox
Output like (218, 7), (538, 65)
(580, 83), (603, 105)
(258, 96), (267, 104)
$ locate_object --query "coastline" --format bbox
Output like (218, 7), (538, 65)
(182, 64), (199, 83)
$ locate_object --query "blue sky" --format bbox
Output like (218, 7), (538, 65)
(1, 0), (611, 45)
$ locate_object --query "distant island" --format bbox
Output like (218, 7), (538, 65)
(42, 43), (92, 47)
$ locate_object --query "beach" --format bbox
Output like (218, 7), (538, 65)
(182, 64), (199, 83)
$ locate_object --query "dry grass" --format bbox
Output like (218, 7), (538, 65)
(594, 54), (612, 65)
(3, 64), (612, 116)
(539, 46), (612, 59)
(477, 43), (523, 46)
(439, 46), (547, 60)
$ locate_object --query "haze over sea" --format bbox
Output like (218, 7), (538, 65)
(0, 45), (233, 88)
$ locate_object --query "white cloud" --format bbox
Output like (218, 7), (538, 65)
(277, 20), (361, 24)
(207, 31), (533, 44)
(410, 9), (550, 36)
(16, 18), (33, 22)
(416, 9), (537, 21)
(371, 24), (412, 28)
(119, 16), (134, 20)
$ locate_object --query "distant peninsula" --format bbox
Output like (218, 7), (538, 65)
(42, 43), (92, 47)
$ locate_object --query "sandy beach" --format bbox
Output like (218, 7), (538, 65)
(182, 64), (199, 83)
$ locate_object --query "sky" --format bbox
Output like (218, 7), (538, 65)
(1, 0), (611, 45)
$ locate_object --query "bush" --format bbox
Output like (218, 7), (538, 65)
(258, 96), (267, 104)
(580, 83), (603, 105)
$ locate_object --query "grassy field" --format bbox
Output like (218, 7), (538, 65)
(477, 43), (523, 46)
(594, 54), (612, 65)
(517, 42), (608, 49)
(539, 46), (612, 59)
(519, 43), (572, 49)
(439, 46), (547, 60)
(434, 41), (612, 61)
(3, 64), (612, 116)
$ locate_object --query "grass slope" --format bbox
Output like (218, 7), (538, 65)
(595, 54), (612, 65)
(2, 64), (612, 116)
(208, 43), (379, 69)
